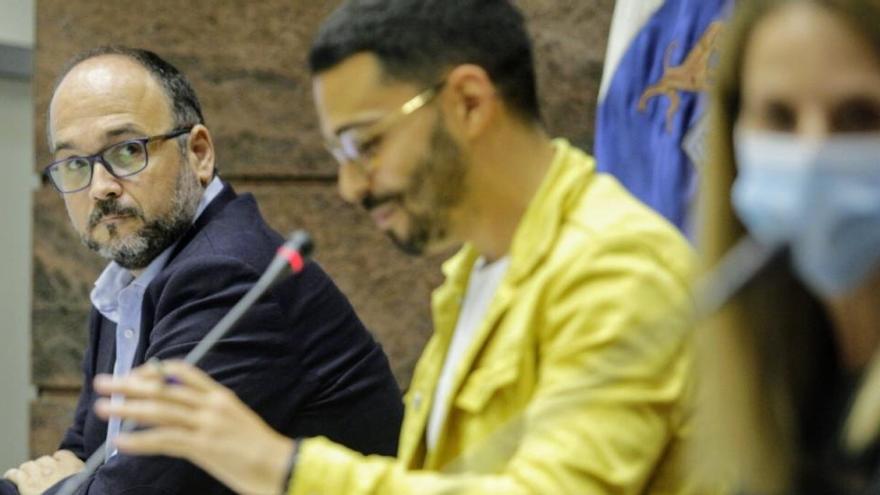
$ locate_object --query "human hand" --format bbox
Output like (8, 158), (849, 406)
(94, 360), (296, 495)
(3, 450), (84, 495)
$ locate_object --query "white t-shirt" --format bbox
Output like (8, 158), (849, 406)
(426, 256), (511, 451)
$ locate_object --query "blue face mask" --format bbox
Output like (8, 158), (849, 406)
(732, 130), (880, 298)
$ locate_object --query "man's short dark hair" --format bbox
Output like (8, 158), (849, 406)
(309, 0), (542, 123)
(53, 46), (205, 130)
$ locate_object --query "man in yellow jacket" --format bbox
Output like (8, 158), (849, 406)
(93, 0), (699, 493)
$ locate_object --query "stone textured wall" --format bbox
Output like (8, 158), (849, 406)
(31, 0), (613, 456)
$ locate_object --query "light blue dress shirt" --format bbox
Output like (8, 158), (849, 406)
(91, 177), (223, 458)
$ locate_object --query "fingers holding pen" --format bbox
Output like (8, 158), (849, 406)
(112, 427), (197, 458)
(93, 361), (209, 406)
(93, 361), (208, 428)
(149, 360), (220, 393)
(99, 359), (218, 393)
(93, 375), (202, 410)
(93, 360), (245, 435)
(94, 395), (200, 430)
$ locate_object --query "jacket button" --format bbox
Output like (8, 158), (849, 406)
(412, 392), (423, 410)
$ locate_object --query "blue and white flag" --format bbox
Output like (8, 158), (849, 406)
(594, 0), (733, 234)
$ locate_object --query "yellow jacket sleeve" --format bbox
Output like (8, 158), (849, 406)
(289, 233), (697, 495)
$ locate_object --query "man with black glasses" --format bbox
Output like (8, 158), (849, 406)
(0, 46), (403, 495)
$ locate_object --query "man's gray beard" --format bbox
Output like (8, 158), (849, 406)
(82, 166), (204, 270)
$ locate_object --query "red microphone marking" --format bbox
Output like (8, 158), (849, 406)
(277, 246), (305, 273)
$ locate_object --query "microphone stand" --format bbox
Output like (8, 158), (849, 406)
(55, 230), (314, 495)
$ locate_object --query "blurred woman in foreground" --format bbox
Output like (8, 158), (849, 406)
(695, 0), (880, 493)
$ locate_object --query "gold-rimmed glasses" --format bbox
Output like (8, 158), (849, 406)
(324, 81), (445, 171)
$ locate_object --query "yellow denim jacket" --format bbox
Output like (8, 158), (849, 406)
(291, 140), (699, 494)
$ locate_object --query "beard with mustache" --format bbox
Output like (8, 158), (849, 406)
(362, 117), (469, 256)
(80, 163), (204, 270)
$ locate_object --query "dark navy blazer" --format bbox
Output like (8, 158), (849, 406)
(1, 184), (403, 495)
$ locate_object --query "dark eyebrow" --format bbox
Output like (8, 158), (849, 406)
(52, 124), (148, 154)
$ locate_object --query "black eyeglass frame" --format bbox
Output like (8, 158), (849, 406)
(42, 126), (194, 194)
